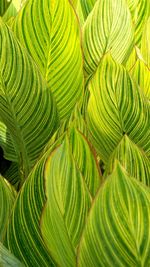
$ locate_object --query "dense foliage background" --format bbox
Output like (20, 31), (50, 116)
(0, 0), (150, 266)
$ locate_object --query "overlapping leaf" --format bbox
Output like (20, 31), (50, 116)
(12, 0), (84, 120)
(105, 135), (150, 185)
(80, 0), (96, 20)
(0, 175), (16, 241)
(130, 57), (150, 100)
(0, 243), (25, 267)
(127, 0), (150, 46)
(78, 163), (150, 267)
(87, 54), (150, 167)
(0, 20), (58, 181)
(141, 17), (150, 69)
(5, 128), (100, 266)
(3, 0), (25, 22)
(83, 0), (134, 77)
(0, 0), (11, 16)
(41, 137), (91, 267)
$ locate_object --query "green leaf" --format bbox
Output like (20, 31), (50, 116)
(0, 20), (59, 181)
(0, 175), (16, 241)
(105, 135), (150, 185)
(141, 17), (150, 69)
(0, 122), (16, 162)
(69, 127), (101, 196)
(3, 0), (26, 22)
(83, 0), (134, 77)
(5, 156), (55, 267)
(0, 0), (11, 16)
(77, 163), (150, 267)
(87, 54), (150, 164)
(5, 128), (100, 266)
(12, 0), (84, 121)
(41, 136), (91, 267)
(79, 0), (96, 20)
(126, 0), (150, 46)
(130, 57), (150, 101)
(3, 163), (20, 190)
(0, 243), (25, 267)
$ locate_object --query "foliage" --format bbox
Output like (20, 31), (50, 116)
(0, 0), (150, 266)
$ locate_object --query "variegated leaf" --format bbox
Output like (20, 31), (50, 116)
(12, 0), (84, 121)
(78, 163), (150, 267)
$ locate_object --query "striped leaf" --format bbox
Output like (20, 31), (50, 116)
(125, 47), (138, 71)
(141, 17), (150, 69)
(0, 20), (58, 182)
(0, 175), (16, 241)
(69, 127), (101, 196)
(105, 135), (150, 185)
(127, 0), (150, 46)
(41, 136), (91, 267)
(0, 0), (11, 16)
(3, 0), (25, 22)
(83, 0), (134, 77)
(3, 163), (20, 190)
(0, 243), (25, 267)
(80, 0), (96, 20)
(0, 122), (16, 162)
(12, 0), (84, 121)
(5, 128), (100, 266)
(87, 54), (150, 164)
(5, 155), (55, 267)
(77, 163), (150, 267)
(130, 57), (150, 100)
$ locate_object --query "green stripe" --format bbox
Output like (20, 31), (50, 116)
(12, 0), (84, 121)
(0, 175), (16, 241)
(0, 20), (59, 182)
(87, 54), (149, 165)
(83, 0), (134, 77)
(78, 163), (150, 266)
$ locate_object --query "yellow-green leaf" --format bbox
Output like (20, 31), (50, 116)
(83, 0), (134, 77)
(87, 54), (149, 164)
(130, 58), (150, 100)
(105, 135), (150, 185)
(0, 20), (59, 180)
(12, 0), (84, 121)
(78, 163), (150, 267)
(0, 243), (25, 267)
(141, 17), (150, 69)
(5, 129), (100, 266)
(127, 0), (150, 46)
(0, 175), (16, 241)
(41, 136), (91, 267)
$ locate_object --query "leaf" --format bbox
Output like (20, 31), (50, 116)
(12, 0), (84, 121)
(5, 156), (55, 267)
(0, 122), (16, 162)
(130, 57), (150, 100)
(83, 0), (134, 77)
(105, 135), (150, 185)
(3, 163), (20, 190)
(0, 0), (11, 16)
(41, 136), (91, 267)
(78, 0), (96, 20)
(3, 0), (26, 22)
(141, 17), (150, 69)
(5, 128), (100, 266)
(0, 243), (25, 267)
(0, 20), (59, 181)
(0, 175), (16, 241)
(87, 54), (150, 164)
(126, 0), (150, 46)
(69, 127), (101, 196)
(77, 163), (150, 267)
